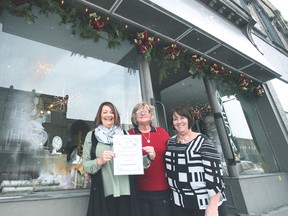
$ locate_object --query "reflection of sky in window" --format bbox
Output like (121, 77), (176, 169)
(0, 24), (141, 123)
(271, 79), (288, 113)
(222, 96), (253, 139)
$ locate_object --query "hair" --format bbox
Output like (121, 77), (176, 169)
(94, 101), (121, 128)
(131, 102), (154, 127)
(171, 106), (195, 129)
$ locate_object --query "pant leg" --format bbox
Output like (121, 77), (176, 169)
(105, 195), (131, 216)
(105, 195), (118, 216)
(117, 195), (131, 216)
(171, 204), (192, 216)
(139, 190), (171, 216)
(139, 198), (151, 216)
(218, 201), (228, 216)
(171, 203), (205, 216)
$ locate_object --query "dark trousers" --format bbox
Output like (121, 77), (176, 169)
(138, 190), (171, 216)
(171, 202), (228, 216)
(105, 195), (131, 216)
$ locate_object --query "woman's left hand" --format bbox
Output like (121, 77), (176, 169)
(142, 146), (156, 160)
(205, 192), (221, 216)
(205, 206), (218, 216)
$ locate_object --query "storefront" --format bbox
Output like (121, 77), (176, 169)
(1, 1), (288, 215)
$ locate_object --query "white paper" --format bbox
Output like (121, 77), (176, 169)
(113, 135), (144, 175)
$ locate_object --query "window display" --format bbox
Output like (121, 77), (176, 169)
(0, 23), (141, 194)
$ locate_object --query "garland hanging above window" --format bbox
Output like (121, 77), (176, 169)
(0, 0), (265, 97)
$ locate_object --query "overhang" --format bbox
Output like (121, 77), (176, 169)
(79, 0), (282, 82)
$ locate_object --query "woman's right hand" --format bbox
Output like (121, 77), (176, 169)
(142, 146), (156, 161)
(97, 150), (115, 166)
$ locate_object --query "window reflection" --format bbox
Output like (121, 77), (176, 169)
(0, 24), (141, 193)
(220, 94), (265, 175)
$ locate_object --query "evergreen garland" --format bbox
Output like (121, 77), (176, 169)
(0, 0), (265, 97)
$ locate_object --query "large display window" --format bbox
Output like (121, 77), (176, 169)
(160, 76), (279, 177)
(0, 20), (141, 194)
(218, 93), (279, 175)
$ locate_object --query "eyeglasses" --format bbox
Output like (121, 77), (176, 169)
(136, 109), (150, 115)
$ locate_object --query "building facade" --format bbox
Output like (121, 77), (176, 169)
(0, 0), (288, 215)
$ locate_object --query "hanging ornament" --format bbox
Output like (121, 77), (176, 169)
(89, 12), (105, 32)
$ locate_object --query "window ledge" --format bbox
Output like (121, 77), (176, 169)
(0, 189), (90, 203)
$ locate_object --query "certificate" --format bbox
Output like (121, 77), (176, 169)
(113, 135), (144, 175)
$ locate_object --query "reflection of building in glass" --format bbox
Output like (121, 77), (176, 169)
(0, 86), (91, 191)
(233, 137), (261, 164)
(204, 115), (228, 175)
(0, 85), (68, 151)
(233, 137), (265, 175)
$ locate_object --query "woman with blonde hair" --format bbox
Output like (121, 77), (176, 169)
(128, 102), (171, 216)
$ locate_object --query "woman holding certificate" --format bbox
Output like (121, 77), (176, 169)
(128, 102), (171, 216)
(83, 101), (155, 216)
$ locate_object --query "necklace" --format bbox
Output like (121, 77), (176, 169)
(177, 132), (191, 143)
(142, 132), (151, 143)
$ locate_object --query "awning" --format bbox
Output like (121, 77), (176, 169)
(2, 0), (283, 82)
(146, 0), (282, 82)
(252, 34), (288, 83)
(79, 0), (282, 82)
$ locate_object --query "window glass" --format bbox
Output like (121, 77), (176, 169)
(253, 2), (284, 47)
(160, 77), (229, 176)
(271, 79), (288, 113)
(0, 23), (141, 194)
(217, 93), (278, 175)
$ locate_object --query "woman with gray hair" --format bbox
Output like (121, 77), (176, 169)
(128, 102), (171, 216)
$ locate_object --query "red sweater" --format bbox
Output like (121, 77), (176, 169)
(128, 126), (170, 191)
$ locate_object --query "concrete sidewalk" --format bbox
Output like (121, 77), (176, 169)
(260, 205), (288, 216)
(231, 205), (288, 216)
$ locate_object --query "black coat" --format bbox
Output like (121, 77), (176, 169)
(86, 131), (141, 216)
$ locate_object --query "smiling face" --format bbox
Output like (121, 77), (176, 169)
(135, 106), (152, 126)
(172, 111), (189, 134)
(101, 105), (115, 129)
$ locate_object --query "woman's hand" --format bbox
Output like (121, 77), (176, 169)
(205, 192), (221, 216)
(97, 150), (115, 166)
(205, 205), (218, 216)
(142, 146), (156, 161)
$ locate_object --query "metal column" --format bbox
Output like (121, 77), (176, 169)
(137, 56), (158, 126)
(203, 77), (239, 177)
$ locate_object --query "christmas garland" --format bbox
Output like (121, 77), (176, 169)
(0, 0), (265, 97)
(188, 104), (212, 120)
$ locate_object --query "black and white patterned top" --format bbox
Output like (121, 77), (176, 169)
(165, 134), (226, 210)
